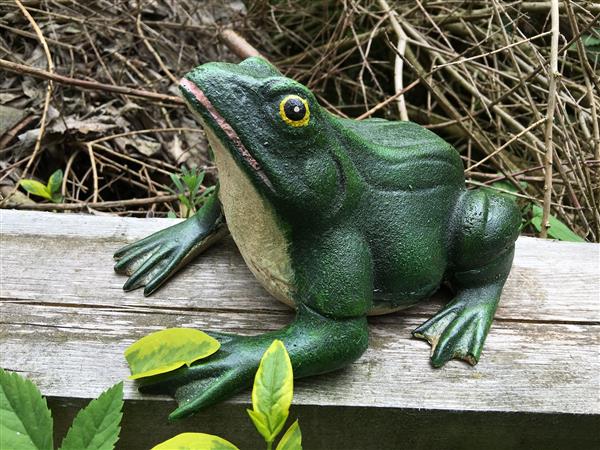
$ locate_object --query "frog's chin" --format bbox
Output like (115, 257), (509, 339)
(180, 78), (274, 192)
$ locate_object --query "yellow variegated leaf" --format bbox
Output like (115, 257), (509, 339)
(246, 409), (270, 440)
(125, 328), (220, 379)
(20, 179), (52, 200)
(249, 340), (293, 443)
(151, 433), (239, 450)
(276, 420), (302, 450)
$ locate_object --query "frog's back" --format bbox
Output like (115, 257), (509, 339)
(336, 117), (464, 192)
(335, 117), (466, 313)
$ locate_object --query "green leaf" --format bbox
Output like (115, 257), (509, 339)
(181, 167), (197, 188)
(531, 205), (585, 242)
(582, 34), (600, 50)
(189, 170), (205, 198)
(0, 368), (53, 450)
(248, 340), (293, 443)
(193, 170), (205, 192)
(20, 179), (52, 200)
(195, 185), (216, 208)
(164, 183), (177, 196)
(276, 420), (302, 450)
(246, 409), (270, 440)
(482, 180), (527, 199)
(491, 180), (513, 192)
(59, 382), (123, 450)
(47, 169), (63, 195)
(51, 193), (64, 204)
(125, 328), (220, 379)
(170, 172), (185, 193)
(178, 193), (192, 211)
(581, 32), (600, 54)
(569, 31), (600, 56)
(151, 433), (239, 450)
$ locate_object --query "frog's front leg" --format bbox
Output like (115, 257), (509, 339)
(114, 189), (227, 295)
(139, 227), (372, 419)
(413, 190), (521, 367)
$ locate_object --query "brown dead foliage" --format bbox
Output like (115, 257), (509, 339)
(0, 0), (245, 216)
(0, 0), (599, 241)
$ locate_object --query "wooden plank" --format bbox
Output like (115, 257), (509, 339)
(1, 209), (599, 449)
(1, 304), (598, 413)
(2, 210), (598, 323)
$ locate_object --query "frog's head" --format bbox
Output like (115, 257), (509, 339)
(180, 57), (345, 221)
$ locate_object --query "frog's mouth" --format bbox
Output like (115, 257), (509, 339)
(180, 78), (273, 191)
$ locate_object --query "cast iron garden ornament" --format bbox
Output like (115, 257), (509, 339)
(114, 57), (520, 419)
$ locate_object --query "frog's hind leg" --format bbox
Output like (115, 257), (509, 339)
(413, 189), (520, 367)
(114, 189), (228, 295)
(140, 305), (369, 420)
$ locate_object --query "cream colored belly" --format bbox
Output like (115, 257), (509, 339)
(205, 127), (412, 317)
(206, 128), (296, 308)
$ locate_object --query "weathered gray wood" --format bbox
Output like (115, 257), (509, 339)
(1, 209), (599, 449)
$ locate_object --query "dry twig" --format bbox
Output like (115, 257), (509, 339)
(540, 0), (560, 238)
(2, 0), (54, 206)
(0, 59), (184, 104)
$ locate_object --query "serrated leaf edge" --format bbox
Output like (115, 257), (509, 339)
(0, 368), (54, 450)
(58, 382), (123, 450)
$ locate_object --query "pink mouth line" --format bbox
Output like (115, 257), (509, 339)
(180, 78), (272, 189)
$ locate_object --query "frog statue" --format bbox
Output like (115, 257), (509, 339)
(114, 57), (520, 420)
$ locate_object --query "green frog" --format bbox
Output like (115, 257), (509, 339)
(114, 57), (520, 420)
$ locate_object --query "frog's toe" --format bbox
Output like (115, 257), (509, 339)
(114, 241), (160, 276)
(413, 298), (494, 367)
(430, 313), (484, 367)
(138, 362), (223, 398)
(139, 365), (243, 420)
(122, 248), (174, 294)
(169, 371), (242, 420)
(114, 240), (176, 295)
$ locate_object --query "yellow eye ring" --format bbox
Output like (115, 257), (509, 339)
(279, 95), (310, 127)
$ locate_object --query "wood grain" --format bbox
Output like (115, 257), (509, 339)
(1, 210), (599, 449)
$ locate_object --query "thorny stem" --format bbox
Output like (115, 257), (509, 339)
(377, 0), (409, 120)
(540, 0), (560, 239)
(0, 58), (184, 104)
(4, 193), (182, 211)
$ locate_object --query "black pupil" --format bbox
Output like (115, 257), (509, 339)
(284, 98), (306, 121)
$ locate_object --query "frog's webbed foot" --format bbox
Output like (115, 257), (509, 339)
(413, 246), (515, 367)
(114, 192), (227, 295)
(412, 287), (499, 367)
(138, 332), (257, 420)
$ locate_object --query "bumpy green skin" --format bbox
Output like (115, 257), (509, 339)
(114, 57), (521, 420)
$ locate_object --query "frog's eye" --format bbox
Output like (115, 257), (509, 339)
(279, 95), (310, 127)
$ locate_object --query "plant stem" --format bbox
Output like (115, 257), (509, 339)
(541, 0), (560, 238)
(0, 58), (183, 104)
